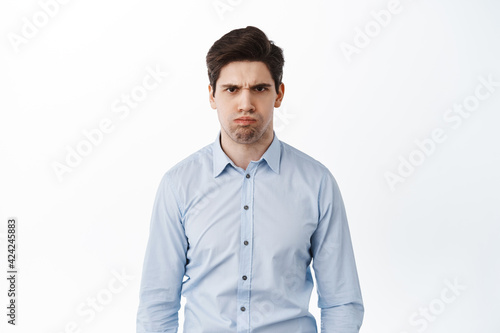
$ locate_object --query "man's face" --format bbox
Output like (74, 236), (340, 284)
(209, 61), (284, 145)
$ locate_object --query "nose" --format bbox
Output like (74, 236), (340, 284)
(238, 89), (255, 112)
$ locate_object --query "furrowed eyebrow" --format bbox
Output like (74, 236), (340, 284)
(220, 83), (273, 89)
(220, 84), (239, 89)
(251, 83), (272, 89)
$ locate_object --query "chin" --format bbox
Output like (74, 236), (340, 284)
(234, 128), (265, 143)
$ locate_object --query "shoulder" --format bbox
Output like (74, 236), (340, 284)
(279, 140), (342, 204)
(280, 140), (333, 179)
(161, 142), (213, 183)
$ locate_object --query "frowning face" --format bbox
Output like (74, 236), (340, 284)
(209, 61), (284, 146)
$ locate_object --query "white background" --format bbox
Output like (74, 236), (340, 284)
(1, 0), (499, 332)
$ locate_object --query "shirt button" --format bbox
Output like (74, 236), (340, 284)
(244, 205), (249, 210)
(243, 240), (249, 246)
(241, 306), (246, 312)
(242, 275), (247, 280)
(246, 174), (250, 179)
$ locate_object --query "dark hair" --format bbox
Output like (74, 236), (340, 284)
(206, 26), (284, 96)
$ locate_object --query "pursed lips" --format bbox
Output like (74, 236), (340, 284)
(234, 117), (257, 124)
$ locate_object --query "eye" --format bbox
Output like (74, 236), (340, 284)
(255, 86), (268, 92)
(226, 87), (237, 93)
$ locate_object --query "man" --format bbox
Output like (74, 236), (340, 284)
(137, 26), (364, 333)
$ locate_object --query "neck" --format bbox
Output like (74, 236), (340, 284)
(220, 129), (274, 171)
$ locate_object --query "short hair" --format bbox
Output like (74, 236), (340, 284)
(206, 26), (284, 97)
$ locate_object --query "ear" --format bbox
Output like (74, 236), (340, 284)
(208, 84), (217, 109)
(274, 82), (285, 108)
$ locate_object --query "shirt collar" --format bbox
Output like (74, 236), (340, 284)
(212, 130), (281, 178)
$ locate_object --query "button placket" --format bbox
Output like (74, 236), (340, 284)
(236, 163), (257, 332)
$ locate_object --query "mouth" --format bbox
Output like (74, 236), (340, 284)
(234, 117), (257, 125)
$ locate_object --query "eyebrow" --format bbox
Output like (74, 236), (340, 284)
(220, 83), (273, 89)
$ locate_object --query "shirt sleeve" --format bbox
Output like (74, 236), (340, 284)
(310, 170), (364, 333)
(136, 173), (188, 333)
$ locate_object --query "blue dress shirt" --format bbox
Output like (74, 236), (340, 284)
(137, 130), (364, 333)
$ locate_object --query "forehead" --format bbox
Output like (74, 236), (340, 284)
(217, 61), (273, 86)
